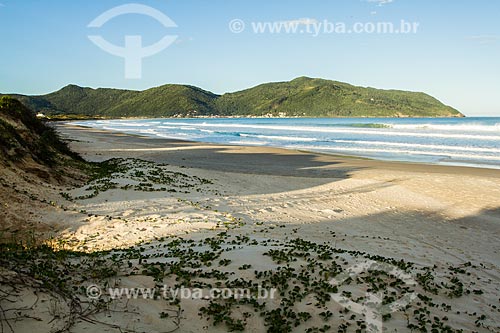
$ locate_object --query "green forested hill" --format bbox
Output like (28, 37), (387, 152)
(215, 77), (462, 117)
(3, 77), (463, 118)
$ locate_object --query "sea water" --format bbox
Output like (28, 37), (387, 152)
(73, 117), (500, 169)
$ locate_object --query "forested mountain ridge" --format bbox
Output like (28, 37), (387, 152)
(3, 77), (463, 118)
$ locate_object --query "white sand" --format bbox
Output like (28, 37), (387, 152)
(1, 124), (499, 332)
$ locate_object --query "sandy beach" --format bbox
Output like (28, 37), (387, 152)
(3, 1), (500, 330)
(1, 123), (499, 332)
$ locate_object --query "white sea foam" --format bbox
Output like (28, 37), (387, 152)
(239, 133), (317, 142)
(155, 133), (189, 139)
(294, 146), (500, 161)
(115, 122), (150, 127)
(154, 122), (500, 140)
(332, 140), (500, 153)
(78, 118), (500, 168)
(228, 140), (268, 146)
(137, 129), (160, 135)
(389, 123), (500, 132)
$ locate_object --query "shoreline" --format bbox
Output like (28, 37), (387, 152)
(56, 122), (500, 177)
(53, 121), (500, 253)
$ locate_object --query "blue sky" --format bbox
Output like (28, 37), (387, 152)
(0, 0), (499, 116)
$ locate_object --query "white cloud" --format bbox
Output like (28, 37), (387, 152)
(367, 0), (394, 6)
(467, 35), (499, 44)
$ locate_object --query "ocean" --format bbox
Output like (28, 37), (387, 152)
(73, 117), (500, 169)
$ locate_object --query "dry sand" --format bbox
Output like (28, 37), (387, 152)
(1, 123), (499, 332)
(54, 125), (500, 258)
